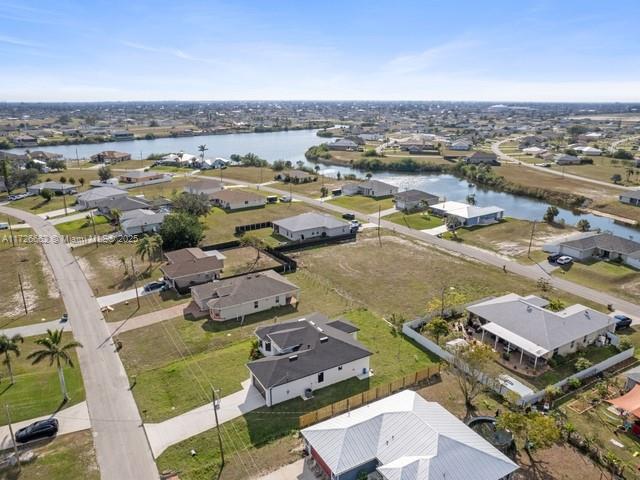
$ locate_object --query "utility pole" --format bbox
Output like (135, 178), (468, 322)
(90, 212), (98, 248)
(17, 273), (28, 315)
(7, 217), (15, 247)
(212, 387), (225, 467)
(5, 405), (20, 470)
(377, 205), (382, 246)
(130, 258), (140, 309)
(76, 148), (79, 167)
(527, 220), (536, 258)
(62, 193), (68, 216)
(289, 183), (292, 206)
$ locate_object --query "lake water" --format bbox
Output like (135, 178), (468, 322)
(9, 129), (639, 239)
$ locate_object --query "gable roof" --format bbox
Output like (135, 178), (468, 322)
(301, 390), (518, 480)
(621, 190), (640, 201)
(273, 212), (349, 232)
(77, 186), (127, 201)
(162, 247), (224, 278)
(249, 313), (371, 389)
(360, 179), (397, 191)
(209, 189), (264, 203)
(467, 293), (614, 356)
(431, 201), (503, 219)
(191, 270), (298, 309)
(120, 209), (166, 229)
(101, 195), (151, 212)
(184, 179), (224, 194)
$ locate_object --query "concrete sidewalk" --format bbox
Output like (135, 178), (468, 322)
(144, 378), (265, 457)
(254, 459), (309, 480)
(422, 224), (448, 236)
(97, 287), (145, 308)
(37, 207), (77, 219)
(0, 319), (69, 338)
(109, 302), (189, 335)
(0, 401), (90, 451)
(48, 210), (96, 225)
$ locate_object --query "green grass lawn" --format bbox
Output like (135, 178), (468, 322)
(200, 202), (316, 245)
(552, 259), (640, 303)
(0, 430), (99, 480)
(384, 211), (443, 230)
(155, 309), (438, 480)
(105, 290), (190, 322)
(55, 214), (113, 237)
(0, 332), (84, 425)
(9, 195), (74, 215)
(240, 228), (287, 249)
(201, 166), (266, 184)
(327, 195), (394, 214)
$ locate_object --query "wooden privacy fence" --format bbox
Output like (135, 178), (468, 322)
(299, 365), (440, 429)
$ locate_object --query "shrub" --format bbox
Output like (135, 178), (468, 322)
(574, 357), (592, 371)
(567, 377), (581, 390)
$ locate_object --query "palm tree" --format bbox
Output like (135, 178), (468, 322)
(119, 256), (129, 276)
(136, 236), (153, 266)
(27, 329), (83, 401)
(150, 234), (163, 262)
(0, 334), (23, 385)
(111, 208), (122, 228)
(198, 144), (208, 166)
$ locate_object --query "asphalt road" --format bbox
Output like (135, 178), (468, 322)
(216, 176), (640, 319)
(0, 205), (159, 480)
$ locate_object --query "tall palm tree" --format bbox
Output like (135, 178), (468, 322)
(198, 144), (208, 166)
(0, 334), (23, 385)
(136, 236), (153, 266)
(111, 208), (122, 228)
(119, 256), (129, 276)
(150, 234), (163, 262)
(27, 329), (83, 401)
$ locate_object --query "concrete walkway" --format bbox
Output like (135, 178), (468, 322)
(109, 302), (189, 335)
(48, 210), (95, 225)
(0, 319), (69, 338)
(144, 378), (265, 457)
(378, 207), (397, 217)
(97, 287), (145, 308)
(0, 401), (90, 451)
(422, 224), (448, 236)
(254, 459), (310, 480)
(37, 207), (77, 219)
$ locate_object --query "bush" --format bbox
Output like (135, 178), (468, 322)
(40, 188), (53, 201)
(567, 377), (581, 390)
(574, 357), (592, 371)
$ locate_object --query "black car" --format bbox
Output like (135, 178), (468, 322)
(15, 418), (59, 443)
(342, 213), (356, 221)
(614, 314), (633, 330)
(143, 281), (166, 293)
(547, 253), (563, 263)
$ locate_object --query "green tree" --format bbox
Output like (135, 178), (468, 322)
(78, 177), (85, 188)
(424, 318), (450, 345)
(546, 298), (565, 312)
(543, 206), (559, 223)
(575, 357), (592, 371)
(576, 219), (590, 232)
(47, 159), (66, 171)
(320, 186), (329, 198)
(14, 168), (39, 190)
(0, 334), (23, 385)
(136, 236), (153, 266)
(426, 287), (466, 319)
(448, 343), (497, 414)
(27, 329), (83, 401)
(0, 158), (12, 194)
(98, 165), (113, 182)
(41, 188), (54, 202)
(173, 192), (211, 217)
(111, 208), (122, 227)
(119, 256), (129, 276)
(497, 411), (560, 453)
(59, 175), (67, 184)
(198, 144), (208, 165)
(150, 234), (164, 261)
(159, 213), (203, 251)
(611, 173), (622, 184)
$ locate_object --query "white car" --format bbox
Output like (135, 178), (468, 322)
(556, 255), (573, 265)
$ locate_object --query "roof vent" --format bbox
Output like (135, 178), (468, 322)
(526, 305), (532, 312)
(320, 336), (329, 343)
(289, 355), (298, 362)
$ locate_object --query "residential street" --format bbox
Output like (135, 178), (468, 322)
(212, 176), (640, 319)
(0, 206), (159, 480)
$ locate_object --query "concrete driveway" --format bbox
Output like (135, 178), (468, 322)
(144, 378), (265, 457)
(254, 459), (313, 480)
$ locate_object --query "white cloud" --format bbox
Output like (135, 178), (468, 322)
(385, 40), (479, 74)
(0, 34), (43, 48)
(121, 40), (220, 64)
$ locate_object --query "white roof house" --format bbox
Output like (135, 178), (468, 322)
(302, 390), (518, 480)
(522, 146), (547, 155)
(430, 201), (504, 226)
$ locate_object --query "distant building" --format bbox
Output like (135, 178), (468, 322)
(118, 170), (167, 184)
(327, 138), (360, 151)
(76, 186), (128, 210)
(272, 212), (352, 242)
(27, 181), (76, 195)
(394, 189), (440, 212)
(209, 189), (266, 210)
(274, 170), (317, 184)
(12, 135), (37, 147)
(430, 201), (504, 227)
(90, 151), (132, 164)
(111, 131), (135, 141)
(119, 209), (166, 235)
(341, 180), (398, 198)
(545, 232), (640, 269)
(183, 179), (224, 197)
(554, 154), (581, 165)
(620, 190), (640, 207)
(450, 139), (472, 151)
(465, 151), (500, 166)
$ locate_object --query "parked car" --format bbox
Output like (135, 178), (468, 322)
(279, 196), (292, 203)
(15, 418), (59, 443)
(547, 253), (563, 263)
(556, 255), (573, 265)
(614, 314), (632, 330)
(342, 213), (356, 221)
(143, 281), (166, 293)
(60, 313), (68, 323)
(0, 223), (8, 230)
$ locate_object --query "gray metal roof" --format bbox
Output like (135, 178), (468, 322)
(77, 186), (127, 201)
(559, 233), (640, 256)
(394, 189), (439, 203)
(120, 209), (166, 229)
(301, 390), (518, 480)
(248, 313), (371, 388)
(272, 212), (348, 232)
(467, 293), (615, 354)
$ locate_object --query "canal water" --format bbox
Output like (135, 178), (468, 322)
(9, 129), (639, 239)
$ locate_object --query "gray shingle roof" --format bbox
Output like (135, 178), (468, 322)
(559, 233), (640, 256)
(272, 212), (348, 232)
(394, 189), (439, 203)
(161, 247), (223, 278)
(248, 313), (371, 388)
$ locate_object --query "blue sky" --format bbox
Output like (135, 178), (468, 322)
(1, 0), (639, 102)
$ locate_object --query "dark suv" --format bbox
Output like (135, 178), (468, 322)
(15, 418), (59, 443)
